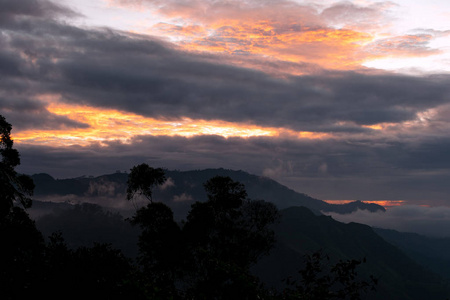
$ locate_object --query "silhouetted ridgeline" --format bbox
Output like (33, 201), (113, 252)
(375, 228), (450, 280)
(26, 169), (450, 299)
(30, 168), (385, 218)
(30, 200), (450, 299)
(254, 207), (449, 299)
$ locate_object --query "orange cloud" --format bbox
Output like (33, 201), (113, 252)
(13, 102), (329, 147)
(323, 200), (406, 208)
(153, 20), (374, 70)
(114, 0), (446, 74)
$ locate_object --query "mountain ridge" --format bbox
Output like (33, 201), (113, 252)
(254, 206), (450, 299)
(30, 168), (385, 217)
(27, 168), (450, 299)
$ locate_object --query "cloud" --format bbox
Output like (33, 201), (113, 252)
(364, 34), (440, 57)
(87, 180), (120, 197)
(320, 1), (396, 31)
(160, 177), (175, 190)
(112, 0), (391, 68)
(1, 0), (450, 135)
(14, 133), (450, 205)
(0, 96), (89, 130)
(324, 206), (450, 238)
(5, 23), (450, 132)
(2, 0), (450, 208)
(173, 193), (193, 202)
(0, 0), (78, 23)
(112, 0), (323, 25)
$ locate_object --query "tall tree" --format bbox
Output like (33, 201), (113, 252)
(0, 114), (34, 219)
(183, 176), (280, 299)
(126, 168), (280, 299)
(127, 164), (182, 299)
(0, 115), (44, 298)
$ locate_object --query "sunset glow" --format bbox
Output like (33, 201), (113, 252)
(13, 0), (449, 148)
(3, 0), (450, 207)
(13, 102), (330, 146)
(159, 22), (375, 70)
(323, 200), (407, 209)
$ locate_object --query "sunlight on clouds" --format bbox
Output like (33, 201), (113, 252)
(363, 55), (450, 74)
(13, 101), (328, 146)
(323, 200), (406, 208)
(62, 0), (450, 74)
(152, 20), (374, 70)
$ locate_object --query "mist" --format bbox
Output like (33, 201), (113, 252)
(324, 205), (450, 238)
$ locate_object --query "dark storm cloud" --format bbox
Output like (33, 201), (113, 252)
(0, 49), (22, 76)
(0, 95), (89, 130)
(1, 1), (450, 133)
(52, 37), (449, 131)
(0, 0), (77, 22)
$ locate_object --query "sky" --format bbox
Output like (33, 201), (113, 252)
(2, 0), (450, 207)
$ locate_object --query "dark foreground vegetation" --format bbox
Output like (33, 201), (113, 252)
(1, 114), (381, 299)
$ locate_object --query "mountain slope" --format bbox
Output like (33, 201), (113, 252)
(30, 168), (384, 217)
(254, 206), (449, 300)
(375, 227), (450, 280)
(29, 170), (449, 299)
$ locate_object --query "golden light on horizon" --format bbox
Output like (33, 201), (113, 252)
(13, 102), (330, 146)
(323, 200), (406, 208)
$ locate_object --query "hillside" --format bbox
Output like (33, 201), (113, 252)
(30, 168), (384, 218)
(30, 168), (450, 299)
(375, 228), (450, 280)
(33, 201), (450, 299)
(254, 207), (450, 299)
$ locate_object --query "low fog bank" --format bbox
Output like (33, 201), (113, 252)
(323, 205), (450, 238)
(29, 195), (138, 220)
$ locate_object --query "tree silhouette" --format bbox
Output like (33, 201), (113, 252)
(126, 164), (166, 203)
(0, 114), (35, 219)
(0, 115), (44, 298)
(127, 163), (182, 298)
(1, 116), (142, 300)
(1, 206), (46, 299)
(182, 176), (280, 299)
(126, 169), (280, 299)
(130, 202), (182, 299)
(282, 251), (377, 300)
(42, 232), (140, 300)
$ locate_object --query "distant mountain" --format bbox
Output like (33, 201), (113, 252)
(254, 206), (450, 300)
(32, 199), (450, 299)
(375, 227), (450, 280)
(35, 202), (139, 258)
(30, 168), (385, 218)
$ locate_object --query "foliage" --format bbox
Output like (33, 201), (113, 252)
(127, 170), (280, 299)
(0, 114), (35, 219)
(42, 233), (138, 300)
(0, 116), (140, 299)
(37, 202), (140, 257)
(126, 163), (166, 203)
(282, 251), (377, 300)
(130, 202), (183, 299)
(0, 206), (46, 298)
